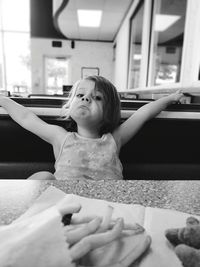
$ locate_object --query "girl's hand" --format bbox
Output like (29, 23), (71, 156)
(168, 90), (184, 103)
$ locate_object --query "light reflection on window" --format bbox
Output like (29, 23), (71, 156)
(0, 32), (3, 90)
(4, 32), (31, 95)
(0, 0), (30, 95)
(149, 0), (187, 86)
(1, 0), (30, 32)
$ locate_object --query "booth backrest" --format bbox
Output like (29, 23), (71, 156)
(120, 118), (200, 179)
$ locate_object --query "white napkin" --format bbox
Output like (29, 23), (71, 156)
(0, 205), (74, 267)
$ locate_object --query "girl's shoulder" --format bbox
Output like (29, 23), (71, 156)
(53, 129), (74, 159)
(104, 132), (121, 154)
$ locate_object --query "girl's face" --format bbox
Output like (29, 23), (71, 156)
(69, 79), (104, 132)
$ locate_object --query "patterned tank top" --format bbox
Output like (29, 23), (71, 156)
(54, 132), (123, 180)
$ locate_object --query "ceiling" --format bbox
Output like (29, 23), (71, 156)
(53, 0), (133, 41)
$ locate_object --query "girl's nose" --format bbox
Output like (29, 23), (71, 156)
(81, 95), (91, 103)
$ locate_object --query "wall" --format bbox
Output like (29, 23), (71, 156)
(30, 0), (114, 94)
(31, 38), (113, 93)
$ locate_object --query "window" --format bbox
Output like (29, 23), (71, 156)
(3, 32), (30, 95)
(0, 32), (4, 91)
(125, 0), (200, 97)
(0, 0), (30, 96)
(44, 56), (69, 95)
(148, 0), (187, 86)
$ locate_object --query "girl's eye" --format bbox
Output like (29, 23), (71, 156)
(76, 93), (84, 98)
(93, 95), (102, 101)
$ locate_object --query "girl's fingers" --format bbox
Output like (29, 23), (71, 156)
(65, 217), (102, 245)
(70, 218), (124, 261)
(172, 90), (184, 102)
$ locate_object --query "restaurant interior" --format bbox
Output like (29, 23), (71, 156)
(0, 1), (200, 266)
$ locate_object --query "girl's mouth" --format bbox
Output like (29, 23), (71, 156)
(79, 105), (89, 110)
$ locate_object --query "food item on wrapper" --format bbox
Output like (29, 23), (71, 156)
(165, 216), (200, 248)
(165, 216), (200, 267)
(0, 204), (76, 267)
(175, 244), (200, 267)
(186, 217), (200, 227)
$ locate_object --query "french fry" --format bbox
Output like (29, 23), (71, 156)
(107, 235), (152, 267)
(96, 205), (114, 233)
(70, 218), (124, 261)
(65, 217), (102, 245)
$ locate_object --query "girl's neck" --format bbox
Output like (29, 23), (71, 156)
(77, 126), (101, 139)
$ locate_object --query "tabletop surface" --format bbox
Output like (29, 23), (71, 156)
(0, 179), (200, 225)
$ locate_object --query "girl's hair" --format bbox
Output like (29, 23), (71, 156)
(62, 75), (121, 134)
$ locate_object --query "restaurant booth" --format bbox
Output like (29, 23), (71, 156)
(1, 96), (200, 179)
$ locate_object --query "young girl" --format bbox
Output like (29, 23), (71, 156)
(0, 76), (183, 180)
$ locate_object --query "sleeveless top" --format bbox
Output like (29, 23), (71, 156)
(54, 132), (123, 180)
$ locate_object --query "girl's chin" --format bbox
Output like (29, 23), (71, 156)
(71, 111), (90, 121)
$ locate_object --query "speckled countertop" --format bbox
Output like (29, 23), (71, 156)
(0, 180), (200, 225)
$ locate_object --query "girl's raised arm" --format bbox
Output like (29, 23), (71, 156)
(113, 91), (183, 148)
(0, 96), (66, 146)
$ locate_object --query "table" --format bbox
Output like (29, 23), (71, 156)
(1, 180), (200, 225)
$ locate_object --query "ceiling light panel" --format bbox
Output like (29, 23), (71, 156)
(155, 14), (181, 32)
(77, 9), (102, 27)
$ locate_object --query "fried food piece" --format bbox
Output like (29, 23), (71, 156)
(165, 216), (200, 267)
(165, 228), (180, 246)
(165, 216), (200, 249)
(178, 225), (200, 249)
(175, 244), (200, 267)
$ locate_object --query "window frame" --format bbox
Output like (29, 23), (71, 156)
(127, 0), (145, 89)
(127, 0), (200, 94)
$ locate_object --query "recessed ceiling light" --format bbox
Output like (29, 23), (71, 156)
(155, 14), (181, 32)
(77, 9), (102, 27)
